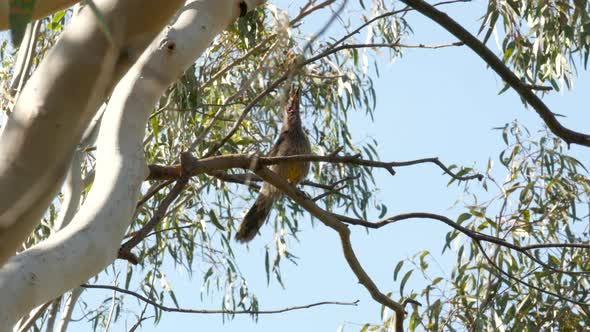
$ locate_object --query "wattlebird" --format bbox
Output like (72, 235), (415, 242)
(235, 87), (311, 242)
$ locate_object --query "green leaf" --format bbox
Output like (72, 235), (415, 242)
(399, 269), (413, 296)
(432, 277), (443, 286)
(409, 310), (420, 331)
(498, 83), (510, 95)
(393, 261), (404, 281)
(151, 116), (159, 139)
(482, 11), (499, 45)
(208, 210), (225, 231)
(457, 213), (471, 224)
(50, 10), (65, 30)
(125, 264), (133, 289)
(169, 290), (180, 308)
(203, 267), (213, 282)
(419, 250), (429, 271)
(265, 248), (270, 285)
(378, 203), (387, 218)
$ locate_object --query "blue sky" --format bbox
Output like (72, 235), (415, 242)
(3, 0), (590, 331)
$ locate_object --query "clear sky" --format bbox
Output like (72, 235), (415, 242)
(4, 0), (590, 331)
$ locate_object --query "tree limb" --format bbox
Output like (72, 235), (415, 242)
(147, 153), (482, 181)
(336, 211), (590, 276)
(399, 0), (590, 147)
(0, 0), (185, 264)
(0, 1), (266, 328)
(253, 166), (406, 332)
(55, 288), (83, 332)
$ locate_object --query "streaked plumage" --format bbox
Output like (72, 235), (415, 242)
(235, 88), (311, 243)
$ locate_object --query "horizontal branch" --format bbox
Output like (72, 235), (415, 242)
(80, 284), (358, 314)
(337, 212), (590, 251)
(336, 212), (590, 275)
(207, 170), (261, 189)
(399, 0), (590, 147)
(307, 41), (464, 60)
(132, 152), (485, 330)
(147, 153), (482, 182)
(207, 170), (359, 192)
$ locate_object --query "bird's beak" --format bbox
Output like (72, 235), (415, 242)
(289, 87), (301, 113)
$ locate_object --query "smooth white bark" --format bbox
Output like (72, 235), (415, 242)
(44, 298), (61, 332)
(55, 288), (82, 332)
(0, 0), (183, 264)
(0, 0), (264, 328)
(53, 105), (104, 232)
(9, 21), (40, 97)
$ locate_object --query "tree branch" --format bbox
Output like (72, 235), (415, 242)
(310, 41), (464, 58)
(80, 284), (358, 314)
(0, 2), (267, 326)
(0, 0), (185, 265)
(16, 301), (51, 332)
(291, 0), (336, 25)
(55, 288), (83, 332)
(147, 153), (482, 182)
(399, 0), (590, 147)
(252, 166), (406, 332)
(336, 211), (590, 276)
(207, 170), (357, 198)
(119, 178), (188, 264)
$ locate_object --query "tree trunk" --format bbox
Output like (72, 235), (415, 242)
(0, 0), (184, 264)
(0, 0), (264, 329)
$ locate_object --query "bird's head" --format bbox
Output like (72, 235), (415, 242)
(284, 86), (301, 126)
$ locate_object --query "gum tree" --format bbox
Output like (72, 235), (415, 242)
(0, 0), (589, 331)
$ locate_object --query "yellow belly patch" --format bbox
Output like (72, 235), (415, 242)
(286, 165), (304, 183)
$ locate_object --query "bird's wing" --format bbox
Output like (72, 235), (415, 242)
(267, 129), (288, 157)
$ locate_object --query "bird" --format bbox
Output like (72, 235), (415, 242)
(235, 87), (311, 243)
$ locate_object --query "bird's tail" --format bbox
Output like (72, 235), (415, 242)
(235, 193), (274, 243)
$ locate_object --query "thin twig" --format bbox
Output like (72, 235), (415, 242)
(136, 180), (174, 208)
(291, 0), (336, 25)
(330, 0), (471, 48)
(119, 179), (187, 263)
(202, 40), (462, 157)
(476, 241), (588, 306)
(80, 284), (358, 314)
(17, 301), (52, 332)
